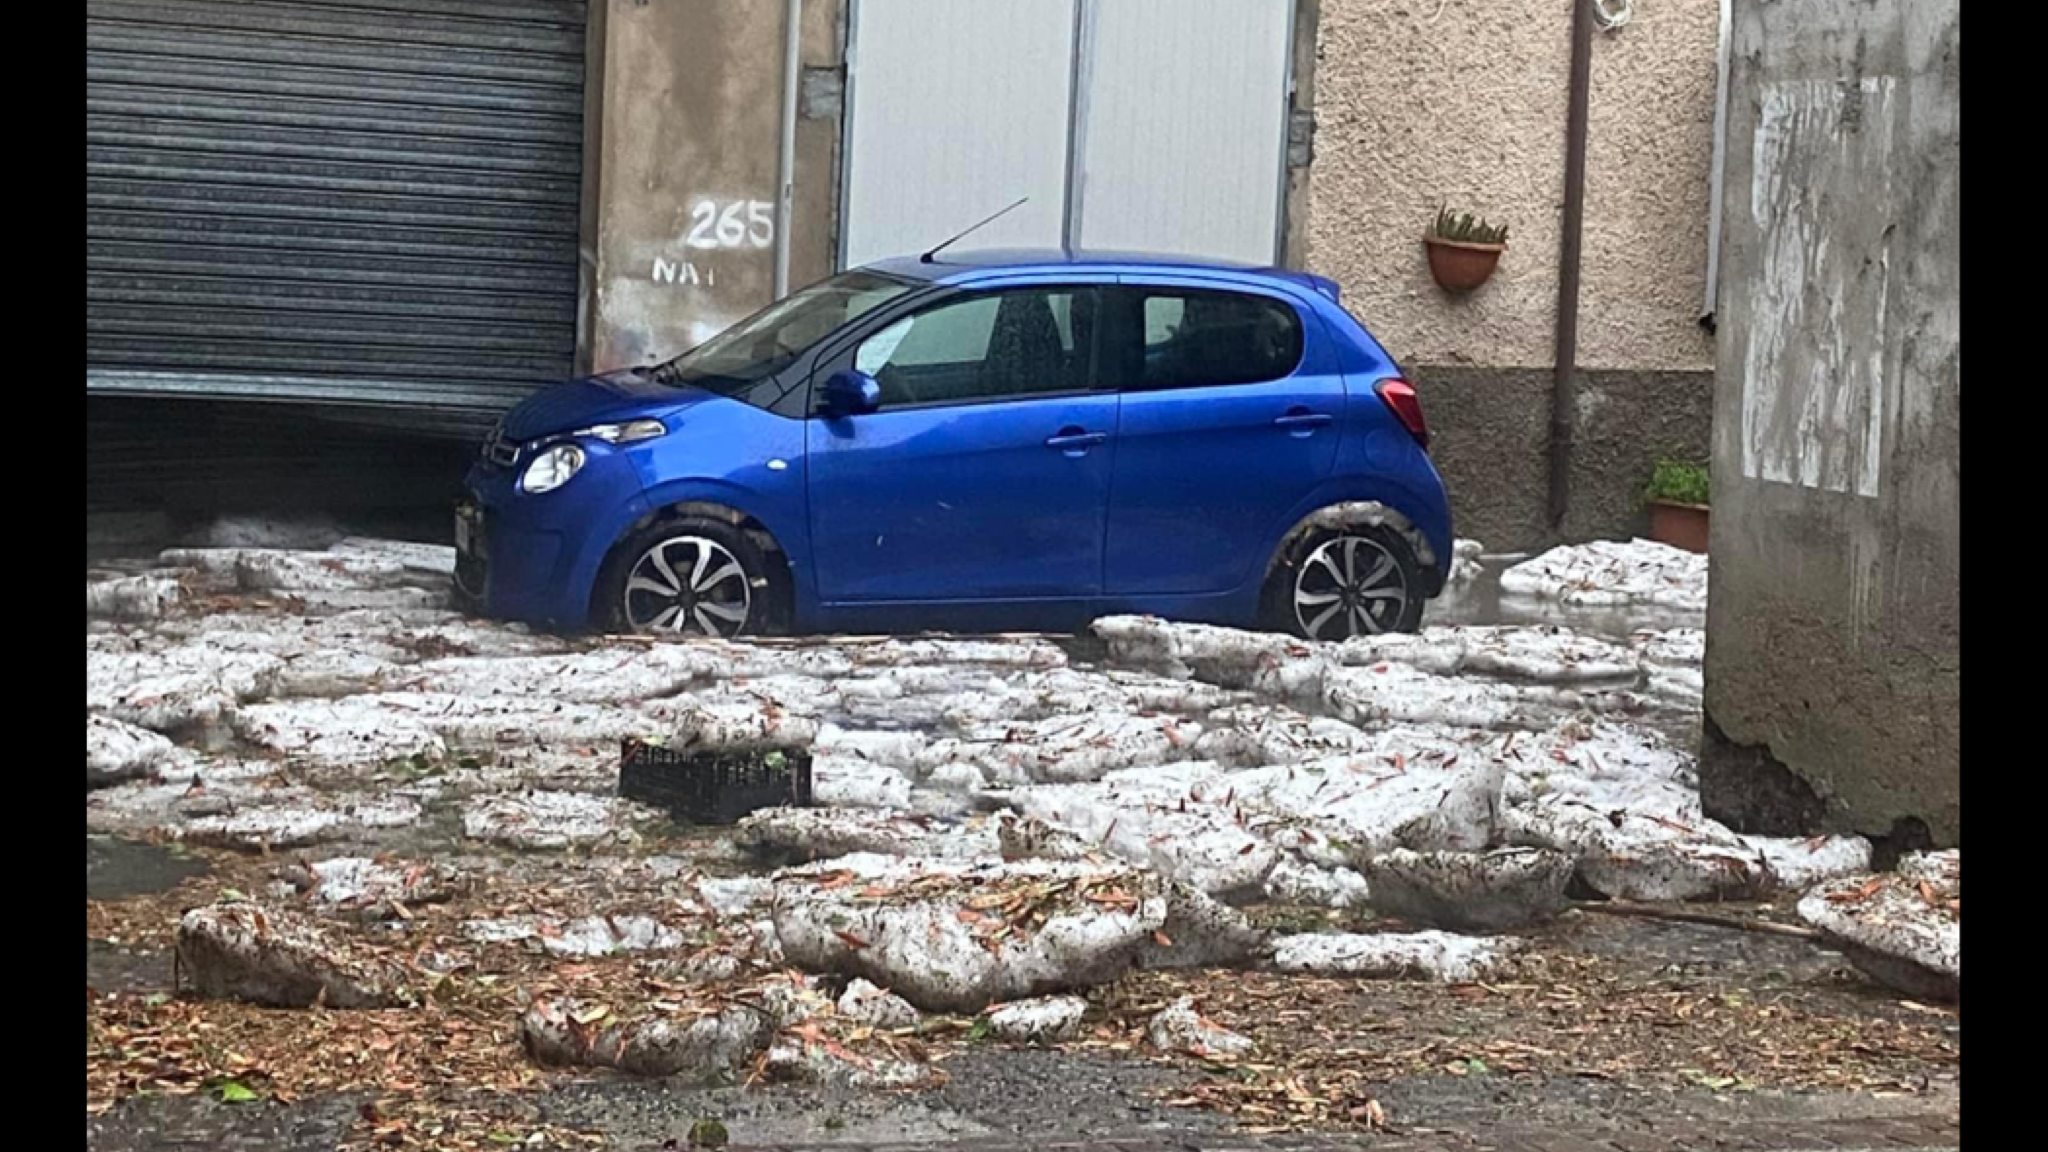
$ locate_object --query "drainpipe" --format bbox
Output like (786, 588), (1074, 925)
(1700, 0), (1734, 331)
(771, 0), (803, 299)
(1547, 0), (1595, 535)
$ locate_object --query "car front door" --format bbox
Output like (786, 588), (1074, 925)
(806, 282), (1115, 603)
(1103, 279), (1345, 596)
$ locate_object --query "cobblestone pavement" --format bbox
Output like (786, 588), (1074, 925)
(722, 1113), (1959, 1152)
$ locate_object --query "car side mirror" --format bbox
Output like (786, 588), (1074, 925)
(822, 369), (882, 417)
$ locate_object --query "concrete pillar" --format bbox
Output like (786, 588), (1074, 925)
(583, 0), (845, 373)
(1701, 0), (1960, 846)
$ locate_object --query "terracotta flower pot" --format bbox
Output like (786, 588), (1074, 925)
(1424, 236), (1505, 292)
(1646, 500), (1709, 554)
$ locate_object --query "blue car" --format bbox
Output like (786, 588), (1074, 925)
(457, 250), (1452, 641)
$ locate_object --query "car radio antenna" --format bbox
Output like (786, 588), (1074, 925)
(920, 197), (1028, 264)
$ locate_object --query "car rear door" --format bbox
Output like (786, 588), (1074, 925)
(1102, 278), (1345, 596)
(806, 281), (1116, 603)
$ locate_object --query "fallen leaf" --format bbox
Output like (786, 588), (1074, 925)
(1828, 877), (1888, 904)
(213, 1079), (260, 1104)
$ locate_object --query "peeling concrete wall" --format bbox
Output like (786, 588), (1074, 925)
(1305, 0), (1720, 549)
(587, 0), (844, 373)
(1701, 0), (1959, 845)
(1279, 0), (1323, 271)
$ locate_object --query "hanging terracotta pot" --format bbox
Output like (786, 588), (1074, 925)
(1423, 235), (1506, 292)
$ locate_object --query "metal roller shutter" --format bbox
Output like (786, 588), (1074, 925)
(85, 0), (587, 421)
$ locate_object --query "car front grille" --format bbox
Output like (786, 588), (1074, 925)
(481, 421), (520, 468)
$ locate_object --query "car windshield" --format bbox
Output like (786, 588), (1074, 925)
(648, 269), (919, 393)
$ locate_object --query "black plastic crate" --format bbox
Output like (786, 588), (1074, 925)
(618, 740), (813, 824)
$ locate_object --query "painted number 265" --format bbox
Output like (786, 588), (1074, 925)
(686, 199), (774, 249)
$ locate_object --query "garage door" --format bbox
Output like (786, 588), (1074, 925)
(85, 0), (587, 417)
(840, 0), (1294, 269)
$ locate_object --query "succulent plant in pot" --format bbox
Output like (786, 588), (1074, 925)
(1423, 206), (1509, 292)
(1643, 459), (1710, 553)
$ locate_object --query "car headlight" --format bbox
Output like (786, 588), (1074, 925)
(519, 443), (586, 494)
(572, 418), (667, 444)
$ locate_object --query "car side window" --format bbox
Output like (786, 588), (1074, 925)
(851, 287), (1096, 409)
(1135, 288), (1303, 390)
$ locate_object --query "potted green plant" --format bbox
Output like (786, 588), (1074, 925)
(1424, 206), (1509, 292)
(1644, 460), (1710, 553)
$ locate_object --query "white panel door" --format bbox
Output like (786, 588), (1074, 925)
(841, 0), (1077, 268)
(1070, 0), (1292, 263)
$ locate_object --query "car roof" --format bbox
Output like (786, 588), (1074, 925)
(861, 248), (1341, 300)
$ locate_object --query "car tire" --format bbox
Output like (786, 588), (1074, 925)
(598, 517), (776, 638)
(1261, 523), (1426, 640)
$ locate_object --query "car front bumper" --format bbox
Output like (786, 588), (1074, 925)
(457, 447), (650, 630)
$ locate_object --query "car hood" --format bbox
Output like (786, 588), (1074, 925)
(500, 369), (712, 441)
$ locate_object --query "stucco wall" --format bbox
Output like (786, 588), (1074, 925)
(1307, 0), (1718, 373)
(1303, 0), (1721, 550)
(1700, 0), (1960, 845)
(587, 0), (843, 373)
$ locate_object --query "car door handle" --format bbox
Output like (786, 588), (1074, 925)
(1045, 428), (1108, 455)
(1274, 410), (1333, 435)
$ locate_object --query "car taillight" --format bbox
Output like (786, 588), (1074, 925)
(1375, 378), (1429, 449)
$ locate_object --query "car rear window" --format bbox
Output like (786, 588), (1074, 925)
(1136, 289), (1303, 389)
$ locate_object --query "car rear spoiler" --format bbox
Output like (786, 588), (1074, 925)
(1297, 273), (1341, 303)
